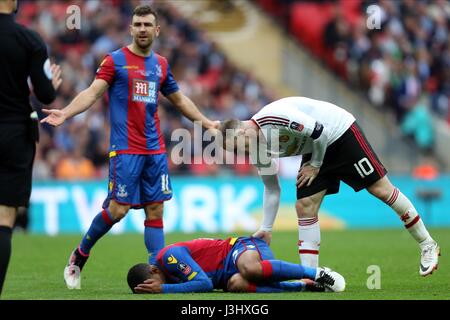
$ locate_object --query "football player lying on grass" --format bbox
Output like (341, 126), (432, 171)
(127, 236), (345, 294)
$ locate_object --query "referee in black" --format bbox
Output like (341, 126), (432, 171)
(0, 0), (62, 296)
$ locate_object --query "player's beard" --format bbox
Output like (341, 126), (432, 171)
(135, 36), (152, 51)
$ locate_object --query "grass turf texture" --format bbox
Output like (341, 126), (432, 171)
(3, 229), (449, 300)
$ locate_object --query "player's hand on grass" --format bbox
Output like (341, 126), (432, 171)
(134, 279), (163, 294)
(40, 109), (66, 127)
(253, 230), (272, 245)
(296, 163), (320, 188)
(51, 63), (62, 91)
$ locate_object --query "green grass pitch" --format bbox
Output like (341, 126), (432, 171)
(3, 229), (449, 300)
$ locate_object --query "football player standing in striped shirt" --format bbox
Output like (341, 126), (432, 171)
(41, 5), (218, 289)
(219, 96), (439, 277)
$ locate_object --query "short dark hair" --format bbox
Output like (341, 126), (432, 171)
(133, 5), (158, 22)
(219, 119), (242, 150)
(127, 263), (152, 293)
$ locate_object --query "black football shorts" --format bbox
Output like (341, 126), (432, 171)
(297, 122), (387, 199)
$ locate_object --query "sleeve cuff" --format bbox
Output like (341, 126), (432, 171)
(309, 160), (322, 168)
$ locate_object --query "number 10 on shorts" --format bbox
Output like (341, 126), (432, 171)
(354, 157), (374, 178)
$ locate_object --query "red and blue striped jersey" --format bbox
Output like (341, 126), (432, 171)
(96, 47), (179, 154)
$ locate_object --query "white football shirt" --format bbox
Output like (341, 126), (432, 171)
(251, 96), (355, 163)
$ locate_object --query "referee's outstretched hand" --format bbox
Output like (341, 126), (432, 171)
(40, 109), (66, 127)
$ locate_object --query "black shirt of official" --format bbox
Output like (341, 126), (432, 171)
(0, 13), (56, 123)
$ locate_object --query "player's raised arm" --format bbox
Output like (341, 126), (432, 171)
(166, 91), (219, 130)
(40, 79), (109, 127)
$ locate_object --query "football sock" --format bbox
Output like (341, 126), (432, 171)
(79, 209), (117, 255)
(247, 281), (306, 293)
(385, 188), (433, 244)
(0, 226), (12, 296)
(298, 217), (320, 267)
(260, 260), (317, 281)
(144, 218), (165, 265)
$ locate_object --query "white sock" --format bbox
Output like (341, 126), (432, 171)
(385, 187), (433, 245)
(298, 217), (320, 268)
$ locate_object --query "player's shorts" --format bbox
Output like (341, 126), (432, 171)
(0, 123), (35, 207)
(297, 121), (387, 199)
(223, 237), (275, 280)
(102, 152), (172, 209)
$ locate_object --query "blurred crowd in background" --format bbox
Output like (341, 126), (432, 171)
(328, 0), (449, 152)
(18, 0), (274, 181)
(259, 0), (449, 153)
